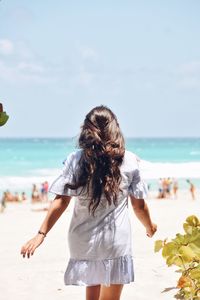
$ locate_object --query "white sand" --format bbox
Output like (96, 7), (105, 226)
(0, 190), (199, 300)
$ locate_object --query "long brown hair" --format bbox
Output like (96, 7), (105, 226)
(65, 105), (125, 214)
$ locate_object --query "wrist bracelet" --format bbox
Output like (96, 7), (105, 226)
(38, 230), (47, 237)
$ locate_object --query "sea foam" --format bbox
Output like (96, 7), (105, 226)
(0, 161), (200, 192)
(141, 160), (200, 179)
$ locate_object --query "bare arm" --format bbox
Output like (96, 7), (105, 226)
(21, 195), (71, 258)
(37, 195), (71, 234)
(130, 195), (157, 237)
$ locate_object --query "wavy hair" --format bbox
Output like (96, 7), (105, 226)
(65, 105), (125, 214)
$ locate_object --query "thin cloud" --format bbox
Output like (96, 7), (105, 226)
(17, 62), (45, 74)
(7, 6), (35, 24)
(0, 39), (55, 84)
(80, 46), (98, 61)
(78, 66), (94, 87)
(16, 41), (36, 60)
(177, 77), (200, 89)
(0, 39), (14, 55)
(0, 60), (55, 85)
(179, 61), (200, 75)
(177, 61), (200, 89)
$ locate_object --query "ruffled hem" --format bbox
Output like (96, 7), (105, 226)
(64, 255), (134, 286)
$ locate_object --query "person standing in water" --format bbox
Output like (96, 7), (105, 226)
(186, 179), (196, 200)
(21, 105), (157, 300)
(172, 178), (179, 199)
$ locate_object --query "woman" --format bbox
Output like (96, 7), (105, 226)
(21, 105), (157, 300)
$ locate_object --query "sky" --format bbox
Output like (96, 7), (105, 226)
(1, 0), (200, 138)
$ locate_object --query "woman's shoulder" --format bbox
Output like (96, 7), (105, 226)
(123, 150), (140, 169)
(63, 149), (83, 167)
(124, 150), (140, 162)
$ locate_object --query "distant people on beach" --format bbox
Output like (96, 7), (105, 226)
(41, 181), (49, 202)
(4, 191), (21, 202)
(31, 182), (51, 211)
(31, 184), (41, 203)
(0, 193), (6, 212)
(157, 178), (198, 200)
(0, 181), (49, 210)
(157, 177), (178, 199)
(157, 178), (164, 198)
(172, 178), (179, 199)
(21, 192), (27, 201)
(0, 190), (27, 205)
(32, 182), (49, 203)
(186, 179), (196, 200)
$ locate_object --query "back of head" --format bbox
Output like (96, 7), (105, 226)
(66, 105), (125, 215)
(79, 105), (124, 160)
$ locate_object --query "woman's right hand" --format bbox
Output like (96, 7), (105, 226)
(146, 223), (157, 238)
(20, 234), (45, 258)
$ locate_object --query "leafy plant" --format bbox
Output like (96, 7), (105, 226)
(155, 215), (200, 300)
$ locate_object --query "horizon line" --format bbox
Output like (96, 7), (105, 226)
(0, 136), (200, 139)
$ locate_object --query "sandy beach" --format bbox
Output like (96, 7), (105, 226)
(0, 190), (199, 300)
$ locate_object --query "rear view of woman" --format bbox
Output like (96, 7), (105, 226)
(21, 105), (157, 300)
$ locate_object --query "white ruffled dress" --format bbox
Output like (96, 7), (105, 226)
(49, 149), (147, 286)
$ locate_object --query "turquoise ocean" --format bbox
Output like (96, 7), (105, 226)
(0, 138), (200, 193)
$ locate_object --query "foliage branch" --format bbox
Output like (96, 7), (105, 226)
(155, 215), (200, 300)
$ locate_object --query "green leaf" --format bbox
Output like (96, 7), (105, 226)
(190, 268), (200, 280)
(166, 255), (183, 267)
(190, 233), (200, 248)
(186, 215), (200, 227)
(166, 255), (175, 266)
(154, 240), (163, 253)
(183, 223), (193, 235)
(172, 256), (184, 267)
(162, 242), (178, 258)
(174, 233), (186, 245)
(182, 286), (194, 293)
(189, 243), (200, 259)
(179, 246), (195, 262)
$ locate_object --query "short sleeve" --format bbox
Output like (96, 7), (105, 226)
(48, 151), (80, 197)
(128, 157), (148, 199)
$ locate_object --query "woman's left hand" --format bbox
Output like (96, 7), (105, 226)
(20, 234), (45, 258)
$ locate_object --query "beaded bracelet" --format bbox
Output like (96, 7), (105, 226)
(38, 230), (47, 237)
